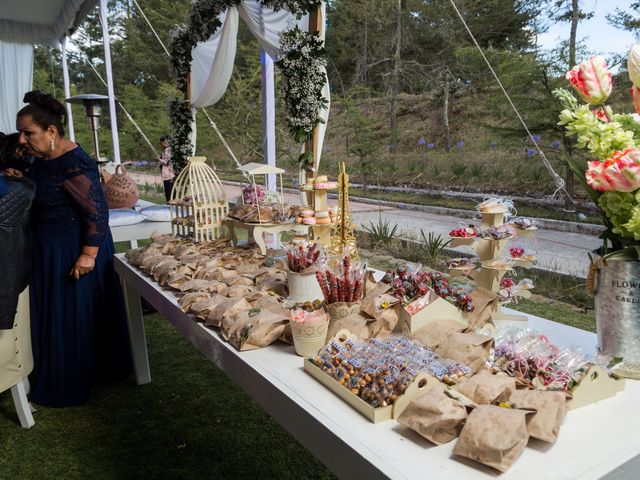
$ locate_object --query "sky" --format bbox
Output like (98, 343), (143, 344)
(537, 0), (638, 58)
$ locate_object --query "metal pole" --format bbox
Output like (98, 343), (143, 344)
(98, 0), (122, 164)
(60, 35), (75, 142)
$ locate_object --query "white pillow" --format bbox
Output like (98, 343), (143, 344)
(140, 205), (171, 222)
(109, 209), (147, 227)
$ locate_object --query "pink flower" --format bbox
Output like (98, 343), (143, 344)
(565, 56), (613, 105)
(585, 148), (640, 192)
(591, 107), (609, 122)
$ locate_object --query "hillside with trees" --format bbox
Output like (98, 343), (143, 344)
(31, 0), (640, 202)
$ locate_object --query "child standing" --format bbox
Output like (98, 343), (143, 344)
(157, 135), (174, 202)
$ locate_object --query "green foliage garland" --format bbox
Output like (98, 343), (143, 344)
(168, 0), (323, 170)
(168, 99), (194, 172)
(275, 26), (327, 149)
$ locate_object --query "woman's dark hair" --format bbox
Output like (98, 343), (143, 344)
(17, 90), (67, 137)
(0, 133), (21, 162)
(160, 135), (171, 143)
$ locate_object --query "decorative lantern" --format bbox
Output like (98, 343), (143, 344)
(169, 157), (228, 241)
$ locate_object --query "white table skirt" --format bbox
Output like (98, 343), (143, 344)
(114, 254), (640, 480)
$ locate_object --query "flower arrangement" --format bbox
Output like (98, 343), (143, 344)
(242, 184), (266, 205)
(554, 47), (640, 257)
(275, 25), (328, 162)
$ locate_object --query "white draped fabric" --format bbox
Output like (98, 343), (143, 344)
(190, 1), (330, 169)
(0, 40), (33, 135)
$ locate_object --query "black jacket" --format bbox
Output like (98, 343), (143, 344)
(0, 176), (34, 329)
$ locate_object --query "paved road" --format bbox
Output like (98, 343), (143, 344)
(130, 172), (598, 278)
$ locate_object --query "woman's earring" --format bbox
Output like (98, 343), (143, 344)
(50, 137), (55, 151)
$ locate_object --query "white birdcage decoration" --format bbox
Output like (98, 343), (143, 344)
(169, 156), (228, 241)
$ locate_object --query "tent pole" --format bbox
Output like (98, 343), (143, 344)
(98, 0), (121, 164)
(60, 35), (75, 142)
(261, 49), (276, 191)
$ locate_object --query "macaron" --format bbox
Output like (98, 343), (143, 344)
(303, 217), (317, 225)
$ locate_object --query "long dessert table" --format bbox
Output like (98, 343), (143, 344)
(114, 254), (640, 480)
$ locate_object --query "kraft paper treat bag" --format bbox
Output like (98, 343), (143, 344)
(220, 307), (286, 350)
(203, 295), (236, 328)
(465, 287), (499, 331)
(453, 369), (515, 404)
(208, 297), (251, 327)
(364, 270), (379, 296)
(326, 312), (371, 341)
(177, 279), (218, 293)
(453, 405), (532, 473)
(361, 282), (392, 318)
(190, 294), (228, 321)
(436, 333), (494, 371)
(509, 389), (567, 443)
(411, 319), (466, 349)
(228, 276), (254, 287)
(397, 388), (469, 445)
(167, 271), (191, 289)
(367, 305), (399, 338)
(179, 292), (211, 313)
(141, 254), (166, 273)
(227, 284), (255, 298)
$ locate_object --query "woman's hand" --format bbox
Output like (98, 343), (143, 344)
(69, 253), (96, 280)
(3, 168), (23, 177)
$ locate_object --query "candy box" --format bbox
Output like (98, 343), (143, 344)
(393, 290), (467, 335)
(303, 330), (440, 423)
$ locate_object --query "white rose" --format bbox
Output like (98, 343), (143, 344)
(629, 44), (640, 87)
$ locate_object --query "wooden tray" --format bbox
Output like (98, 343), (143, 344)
(303, 330), (438, 423)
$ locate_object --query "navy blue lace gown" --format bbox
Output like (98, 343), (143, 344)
(29, 146), (132, 407)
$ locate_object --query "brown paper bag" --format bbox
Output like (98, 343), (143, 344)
(465, 287), (500, 331)
(167, 271), (191, 289)
(367, 306), (399, 338)
(203, 295), (237, 328)
(453, 369), (515, 404)
(326, 312), (371, 341)
(207, 297), (251, 328)
(228, 276), (254, 287)
(397, 388), (468, 445)
(221, 307), (288, 351)
(509, 389), (567, 443)
(453, 405), (532, 472)
(190, 294), (228, 320)
(178, 292), (211, 313)
(177, 279), (219, 293)
(411, 319), (466, 349)
(436, 333), (494, 371)
(360, 282), (392, 317)
(227, 285), (255, 298)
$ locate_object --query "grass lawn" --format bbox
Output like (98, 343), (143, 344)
(0, 313), (334, 479)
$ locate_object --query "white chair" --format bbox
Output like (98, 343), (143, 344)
(0, 289), (35, 428)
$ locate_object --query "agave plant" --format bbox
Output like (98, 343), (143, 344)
(364, 218), (399, 247)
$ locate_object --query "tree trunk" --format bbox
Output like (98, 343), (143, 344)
(388, 0), (403, 153)
(443, 69), (451, 152)
(565, 0), (579, 210)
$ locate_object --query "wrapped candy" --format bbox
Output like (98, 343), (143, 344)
(315, 254), (366, 304)
(312, 335), (473, 407)
(565, 56), (613, 105)
(382, 265), (474, 312)
(489, 327), (591, 391)
(449, 225), (479, 238)
(286, 242), (322, 273)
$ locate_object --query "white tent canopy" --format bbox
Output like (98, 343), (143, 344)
(0, 0), (97, 46)
(0, 0), (121, 164)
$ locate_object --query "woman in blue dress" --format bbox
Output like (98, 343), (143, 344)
(6, 91), (132, 407)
